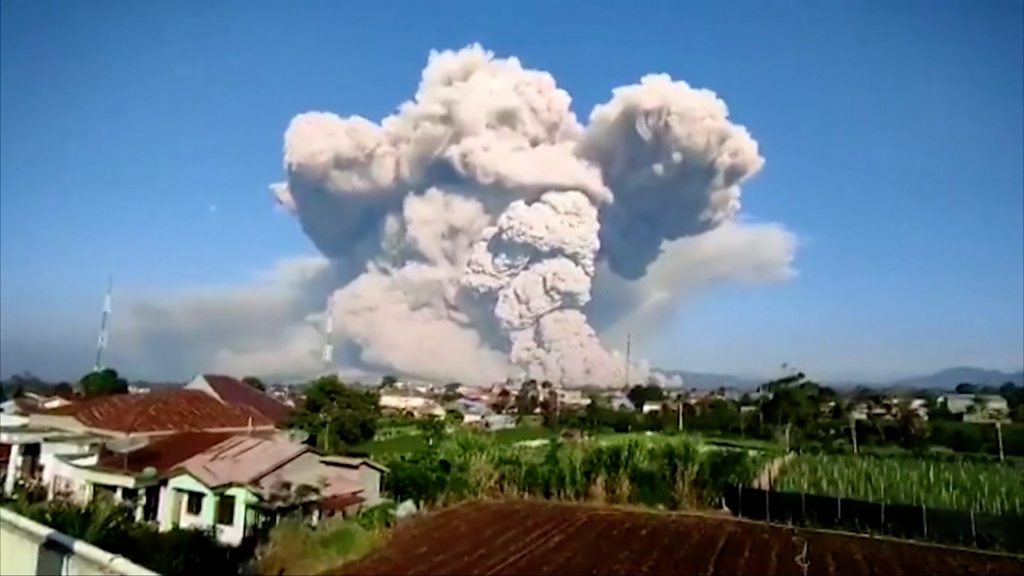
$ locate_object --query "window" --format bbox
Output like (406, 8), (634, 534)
(217, 495), (236, 525)
(185, 492), (203, 515)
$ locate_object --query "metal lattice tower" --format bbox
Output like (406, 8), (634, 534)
(321, 292), (335, 373)
(94, 275), (113, 372)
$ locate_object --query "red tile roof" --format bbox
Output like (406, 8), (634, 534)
(44, 390), (274, 434)
(93, 431), (237, 474)
(202, 374), (293, 426)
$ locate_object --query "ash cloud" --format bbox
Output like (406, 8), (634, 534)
(260, 44), (796, 387)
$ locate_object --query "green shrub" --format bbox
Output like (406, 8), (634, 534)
(254, 516), (379, 575)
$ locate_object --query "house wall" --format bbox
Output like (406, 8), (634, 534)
(164, 473), (257, 546)
(354, 466), (382, 507)
(167, 474), (215, 531)
(46, 455), (96, 502)
(40, 442), (97, 488)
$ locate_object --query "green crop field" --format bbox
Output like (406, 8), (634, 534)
(776, 454), (1024, 515)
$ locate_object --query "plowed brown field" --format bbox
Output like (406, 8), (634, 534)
(336, 500), (1024, 576)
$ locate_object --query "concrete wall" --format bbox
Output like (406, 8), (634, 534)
(164, 473), (256, 546)
(355, 466), (382, 507)
(0, 507), (157, 576)
(40, 442), (97, 488)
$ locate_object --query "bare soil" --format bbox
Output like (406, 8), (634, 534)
(335, 500), (1024, 576)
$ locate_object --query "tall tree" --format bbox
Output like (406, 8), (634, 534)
(491, 389), (512, 414)
(290, 375), (380, 452)
(627, 384), (664, 410)
(80, 369), (128, 398)
(52, 382), (74, 399)
(516, 380), (540, 415)
(416, 417), (446, 446)
(955, 382), (978, 395)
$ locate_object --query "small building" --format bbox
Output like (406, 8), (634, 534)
(642, 401), (663, 414)
(162, 436), (385, 545)
(379, 393), (445, 418)
(609, 397), (633, 411)
(34, 430), (386, 547)
(938, 394), (1009, 422)
(482, 414), (515, 431)
(555, 389), (592, 409)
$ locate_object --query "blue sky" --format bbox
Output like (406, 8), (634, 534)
(1, 1), (1022, 382)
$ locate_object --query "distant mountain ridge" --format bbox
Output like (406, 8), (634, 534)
(657, 366), (1024, 390)
(885, 367), (1023, 390)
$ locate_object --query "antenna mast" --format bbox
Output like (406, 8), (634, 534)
(321, 292), (335, 375)
(94, 275), (113, 372)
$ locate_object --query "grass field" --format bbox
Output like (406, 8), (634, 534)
(352, 425), (557, 457)
(776, 454), (1024, 515)
(254, 517), (380, 576)
(354, 427), (781, 458)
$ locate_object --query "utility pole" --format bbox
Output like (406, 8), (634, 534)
(624, 333), (631, 388)
(94, 276), (113, 372)
(996, 421), (1004, 463)
(322, 293), (335, 375)
(850, 414), (859, 455)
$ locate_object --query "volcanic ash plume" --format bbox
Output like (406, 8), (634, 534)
(271, 44), (784, 386)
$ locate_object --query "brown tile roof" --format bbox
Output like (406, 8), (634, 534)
(45, 390), (274, 434)
(175, 435), (308, 488)
(202, 375), (293, 426)
(93, 431), (237, 474)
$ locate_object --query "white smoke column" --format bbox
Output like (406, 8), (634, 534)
(270, 44), (789, 386)
(462, 190), (631, 384)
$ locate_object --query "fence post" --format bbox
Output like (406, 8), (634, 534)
(738, 485), (743, 517)
(837, 496), (842, 523)
(880, 501), (885, 531)
(765, 488), (770, 521)
(922, 505), (928, 538)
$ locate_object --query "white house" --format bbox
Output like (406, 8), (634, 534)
(642, 401), (664, 414)
(555, 389), (592, 409)
(378, 393), (445, 418)
(158, 436), (385, 546)
(939, 394), (1009, 423)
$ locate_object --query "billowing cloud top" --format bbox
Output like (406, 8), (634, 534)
(115, 44), (796, 386)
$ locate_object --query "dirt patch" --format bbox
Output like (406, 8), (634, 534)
(335, 500), (1024, 576)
